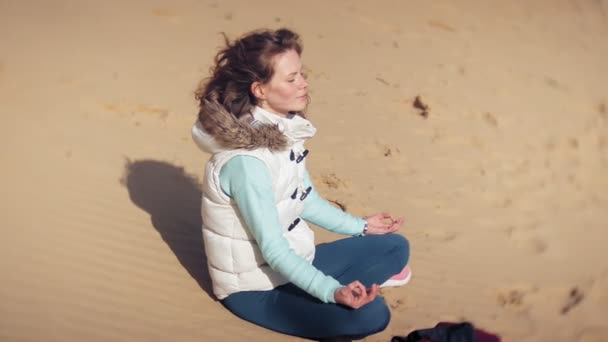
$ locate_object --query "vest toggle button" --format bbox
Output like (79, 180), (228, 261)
(299, 186), (312, 200)
(288, 218), (301, 231)
(290, 188), (298, 200)
(296, 149), (309, 163)
(289, 150), (295, 161)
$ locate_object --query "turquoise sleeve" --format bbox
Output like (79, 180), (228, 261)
(219, 155), (341, 303)
(301, 171), (366, 236)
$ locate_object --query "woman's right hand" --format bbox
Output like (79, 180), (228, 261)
(365, 213), (404, 235)
(334, 281), (379, 309)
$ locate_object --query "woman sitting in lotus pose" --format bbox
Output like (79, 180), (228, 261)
(192, 28), (411, 341)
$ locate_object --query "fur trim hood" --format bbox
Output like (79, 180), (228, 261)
(192, 96), (316, 155)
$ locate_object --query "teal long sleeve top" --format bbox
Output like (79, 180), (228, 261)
(219, 155), (366, 303)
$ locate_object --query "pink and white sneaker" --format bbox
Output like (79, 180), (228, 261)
(380, 264), (412, 288)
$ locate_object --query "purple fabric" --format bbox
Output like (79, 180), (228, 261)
(392, 321), (501, 342)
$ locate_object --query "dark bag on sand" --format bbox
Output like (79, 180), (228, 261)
(391, 322), (501, 342)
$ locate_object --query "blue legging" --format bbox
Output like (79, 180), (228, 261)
(222, 234), (410, 340)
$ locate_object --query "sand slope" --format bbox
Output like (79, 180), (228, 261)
(1, 0), (607, 341)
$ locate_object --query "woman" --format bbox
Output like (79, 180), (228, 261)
(192, 28), (411, 341)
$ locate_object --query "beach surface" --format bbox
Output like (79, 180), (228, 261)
(1, 0), (607, 341)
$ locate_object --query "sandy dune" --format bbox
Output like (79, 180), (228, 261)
(1, 0), (607, 341)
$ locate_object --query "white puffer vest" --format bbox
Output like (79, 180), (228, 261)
(193, 107), (317, 300)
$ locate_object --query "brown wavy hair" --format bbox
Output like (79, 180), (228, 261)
(195, 28), (305, 121)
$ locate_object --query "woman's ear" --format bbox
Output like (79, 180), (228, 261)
(251, 81), (266, 100)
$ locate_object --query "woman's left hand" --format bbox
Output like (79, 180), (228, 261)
(365, 213), (404, 235)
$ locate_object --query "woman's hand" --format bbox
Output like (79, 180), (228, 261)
(365, 213), (404, 235)
(334, 281), (379, 309)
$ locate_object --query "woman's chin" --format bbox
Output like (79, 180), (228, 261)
(292, 100), (309, 112)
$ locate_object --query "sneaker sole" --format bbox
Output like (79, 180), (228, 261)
(380, 269), (412, 288)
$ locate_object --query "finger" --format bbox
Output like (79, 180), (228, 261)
(382, 214), (396, 226)
(389, 217), (404, 231)
(348, 280), (364, 290)
(354, 283), (366, 298)
(343, 291), (359, 308)
(369, 284), (380, 296)
(366, 284), (379, 296)
(348, 281), (365, 297)
(380, 222), (397, 234)
(380, 212), (392, 220)
(360, 287), (379, 307)
(370, 213), (389, 221)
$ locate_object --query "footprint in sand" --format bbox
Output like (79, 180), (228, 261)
(328, 199), (347, 212)
(561, 287), (584, 315)
(378, 144), (400, 157)
(584, 102), (607, 132)
(413, 95), (430, 118)
(597, 102), (606, 119)
(506, 224), (548, 255)
(388, 298), (405, 310)
(321, 173), (347, 189)
(386, 294), (416, 313)
(495, 286), (538, 312)
(497, 289), (526, 308)
(483, 112), (499, 127)
(521, 237), (548, 254)
(544, 76), (568, 91)
(317, 174), (349, 211)
(428, 20), (457, 33)
(375, 76), (390, 86)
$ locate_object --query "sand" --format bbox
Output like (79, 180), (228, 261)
(1, 0), (607, 341)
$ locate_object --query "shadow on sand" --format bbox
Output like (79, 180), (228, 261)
(122, 159), (214, 299)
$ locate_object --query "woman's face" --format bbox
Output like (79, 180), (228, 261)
(254, 49), (309, 116)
